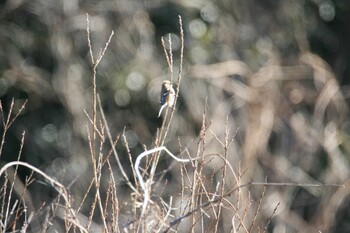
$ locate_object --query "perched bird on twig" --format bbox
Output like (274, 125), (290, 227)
(158, 80), (175, 117)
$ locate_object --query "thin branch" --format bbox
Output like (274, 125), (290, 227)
(160, 15), (185, 145)
(168, 33), (174, 82)
(8, 99), (27, 129)
(135, 146), (196, 192)
(0, 161), (88, 233)
(86, 13), (95, 65)
(97, 95), (136, 192)
(0, 101), (5, 126)
(262, 202), (280, 233)
(0, 99), (27, 158)
(122, 129), (138, 188)
(96, 30), (115, 66)
(161, 37), (171, 73)
(86, 13), (114, 163)
(249, 181), (266, 232)
(163, 181), (343, 232)
(83, 109), (103, 138)
(177, 15), (184, 86)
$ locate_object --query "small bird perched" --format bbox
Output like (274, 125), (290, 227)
(158, 80), (175, 117)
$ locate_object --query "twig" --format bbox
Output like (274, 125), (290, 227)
(0, 161), (88, 233)
(96, 30), (115, 66)
(135, 146), (198, 230)
(3, 131), (25, 232)
(122, 129), (139, 188)
(0, 99), (27, 158)
(249, 180), (267, 232)
(97, 95), (136, 192)
(163, 181), (343, 232)
(158, 15), (185, 145)
(85, 13), (115, 232)
(262, 202), (280, 233)
(86, 13), (94, 66)
(86, 12), (114, 159)
(135, 146), (196, 193)
(161, 37), (172, 77)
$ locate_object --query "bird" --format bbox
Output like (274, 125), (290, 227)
(158, 80), (175, 117)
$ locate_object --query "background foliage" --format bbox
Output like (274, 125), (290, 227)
(1, 0), (350, 232)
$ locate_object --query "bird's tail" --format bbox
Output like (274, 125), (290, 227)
(157, 104), (166, 118)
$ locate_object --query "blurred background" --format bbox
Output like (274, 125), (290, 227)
(1, 0), (350, 232)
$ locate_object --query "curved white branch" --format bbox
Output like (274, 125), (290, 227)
(134, 146), (193, 192)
